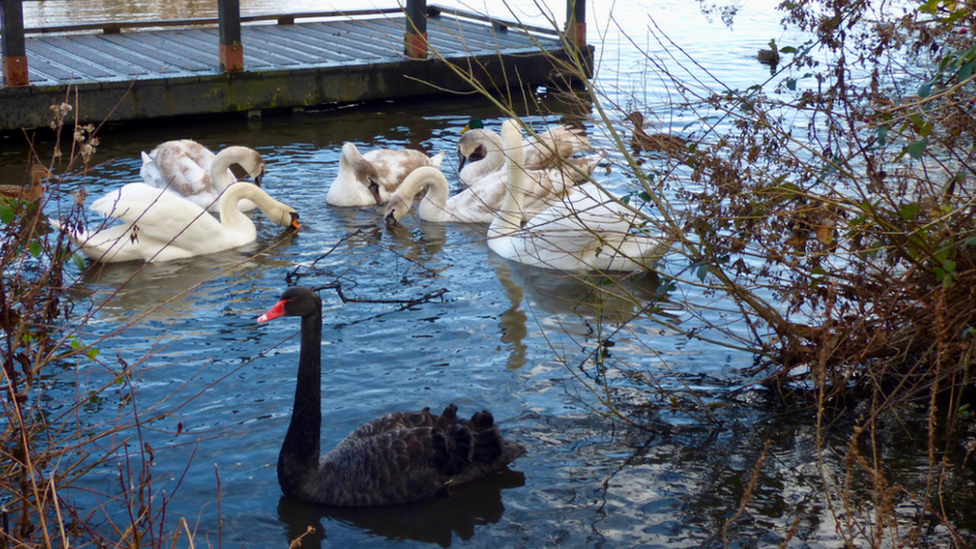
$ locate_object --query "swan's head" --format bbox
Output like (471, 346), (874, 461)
(366, 178), (383, 205)
(382, 166), (444, 226)
(270, 206), (301, 230)
(383, 194), (409, 226)
(457, 132), (488, 172)
(339, 142), (363, 166)
(258, 286), (321, 322)
(222, 182), (301, 229)
(259, 199), (300, 230)
(340, 143), (383, 205)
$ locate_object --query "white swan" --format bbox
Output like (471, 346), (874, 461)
(326, 143), (445, 207)
(457, 123), (592, 188)
(53, 182), (300, 264)
(140, 141), (264, 213)
(383, 165), (581, 225)
(487, 119), (673, 273)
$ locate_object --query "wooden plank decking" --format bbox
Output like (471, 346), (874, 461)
(0, 7), (592, 131)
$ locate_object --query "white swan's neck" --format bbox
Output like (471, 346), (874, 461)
(400, 168), (450, 218)
(469, 130), (506, 174)
(490, 121), (529, 237)
(209, 147), (244, 192)
(459, 130), (508, 186)
(478, 130), (506, 170)
(218, 183), (292, 228)
(339, 143), (369, 175)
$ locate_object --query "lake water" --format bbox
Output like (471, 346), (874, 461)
(3, 1), (974, 547)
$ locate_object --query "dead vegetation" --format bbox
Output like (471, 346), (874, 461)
(432, 0), (976, 545)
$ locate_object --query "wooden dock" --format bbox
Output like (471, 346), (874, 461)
(0, 1), (592, 132)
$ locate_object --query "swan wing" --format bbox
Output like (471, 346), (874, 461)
(364, 149), (442, 193)
(146, 141), (214, 197)
(319, 426), (450, 506)
(313, 406), (524, 506)
(345, 408), (453, 440)
(90, 183), (224, 245)
(517, 184), (640, 258)
(523, 125), (591, 169)
(427, 151), (445, 169)
(449, 168), (571, 223)
(428, 179), (503, 223)
(171, 156), (212, 196)
(139, 151), (166, 189)
(177, 139), (217, 168)
(528, 184), (636, 235)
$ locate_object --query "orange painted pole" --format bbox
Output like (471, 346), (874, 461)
(1, 0), (30, 87)
(565, 0), (586, 48)
(218, 0), (244, 72)
(404, 0), (428, 59)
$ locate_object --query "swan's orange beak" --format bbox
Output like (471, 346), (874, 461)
(258, 300), (287, 323)
(289, 212), (301, 230)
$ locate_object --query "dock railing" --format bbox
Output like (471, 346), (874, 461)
(1, 0), (586, 87)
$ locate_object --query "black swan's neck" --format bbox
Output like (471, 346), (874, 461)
(279, 309), (323, 478)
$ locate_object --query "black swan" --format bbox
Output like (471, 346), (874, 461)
(258, 286), (527, 506)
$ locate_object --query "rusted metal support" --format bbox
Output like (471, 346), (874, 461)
(565, 0), (586, 48)
(404, 0), (428, 60)
(218, 0), (244, 72)
(1, 0), (30, 87)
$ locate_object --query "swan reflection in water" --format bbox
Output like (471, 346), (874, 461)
(79, 232), (297, 325)
(382, 211), (666, 371)
(276, 469), (525, 549)
(487, 251), (665, 370)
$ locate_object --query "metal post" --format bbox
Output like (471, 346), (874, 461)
(218, 0), (243, 72)
(1, 0), (30, 87)
(404, 0), (428, 60)
(565, 0), (586, 48)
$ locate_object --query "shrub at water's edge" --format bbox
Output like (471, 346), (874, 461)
(432, 0), (976, 545)
(0, 103), (216, 548)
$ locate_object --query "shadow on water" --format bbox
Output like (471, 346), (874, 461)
(276, 469), (526, 548)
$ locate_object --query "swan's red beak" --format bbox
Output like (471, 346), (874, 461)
(258, 299), (287, 323)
